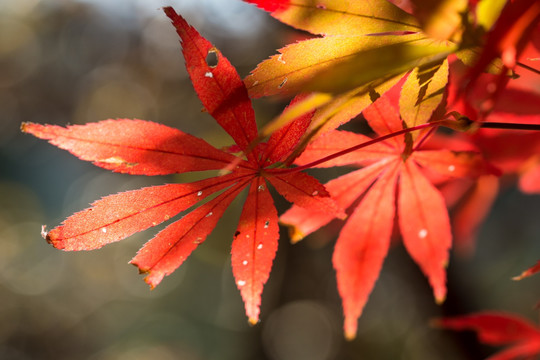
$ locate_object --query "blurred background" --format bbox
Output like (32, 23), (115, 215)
(0, 0), (539, 359)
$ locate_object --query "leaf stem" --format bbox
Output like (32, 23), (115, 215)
(268, 119), (540, 175)
(480, 122), (540, 131)
(516, 61), (540, 76)
(269, 121), (444, 175)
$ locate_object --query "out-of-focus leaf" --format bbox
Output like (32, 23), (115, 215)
(519, 162), (540, 194)
(476, 0), (507, 31)
(513, 260), (540, 280)
(21, 120), (243, 175)
(399, 59), (449, 133)
(231, 177), (279, 324)
(437, 312), (540, 360)
(410, 0), (467, 40)
(452, 175), (499, 255)
(246, 0), (420, 36)
(259, 93), (331, 139)
(399, 160), (451, 303)
(334, 162), (400, 339)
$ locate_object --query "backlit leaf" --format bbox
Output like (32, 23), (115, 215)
(266, 171), (346, 218)
(45, 174), (245, 251)
(21, 120), (243, 175)
(231, 177), (279, 324)
(261, 94), (315, 164)
(248, 0), (420, 36)
(245, 33), (442, 97)
(334, 161), (400, 339)
(399, 59), (449, 133)
(280, 161), (389, 242)
(293, 130), (396, 168)
(399, 160), (451, 303)
(131, 180), (249, 288)
(164, 7), (259, 161)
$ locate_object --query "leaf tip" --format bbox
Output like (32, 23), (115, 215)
(248, 316), (260, 326)
(435, 293), (447, 305)
(287, 225), (305, 244)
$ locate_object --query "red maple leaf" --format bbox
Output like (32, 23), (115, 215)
(21, 7), (344, 325)
(280, 93), (497, 338)
(437, 312), (540, 360)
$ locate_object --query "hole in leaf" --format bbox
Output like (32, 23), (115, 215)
(206, 48), (219, 68)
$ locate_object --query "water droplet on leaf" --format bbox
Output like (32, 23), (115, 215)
(242, 260), (248, 266)
(197, 191), (203, 196)
(257, 243), (263, 250)
(237, 280), (246, 286)
(101, 228), (107, 233)
(418, 229), (428, 238)
(258, 184), (265, 192)
(312, 190), (319, 196)
(204, 71), (213, 78)
(206, 212), (213, 217)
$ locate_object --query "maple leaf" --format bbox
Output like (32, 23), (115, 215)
(280, 93), (496, 338)
(22, 7), (344, 325)
(436, 312), (540, 360)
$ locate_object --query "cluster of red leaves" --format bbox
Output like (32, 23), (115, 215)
(23, 7), (344, 325)
(280, 93), (497, 338)
(22, 0), (540, 347)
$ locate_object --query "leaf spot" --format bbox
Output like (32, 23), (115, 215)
(257, 243), (263, 250)
(448, 165), (455, 172)
(206, 48), (219, 68)
(206, 212), (213, 217)
(264, 220), (270, 229)
(237, 280), (246, 286)
(252, 80), (259, 86)
(197, 191), (203, 196)
(257, 184), (265, 192)
(312, 190), (319, 196)
(234, 231), (241, 237)
(316, 4), (326, 9)
(418, 229), (428, 238)
(99, 156), (138, 167)
(242, 260), (248, 266)
(204, 71), (213, 78)
(164, 214), (170, 220)
(277, 54), (286, 64)
(193, 237), (202, 244)
(278, 78), (287, 89)
(246, 234), (250, 238)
